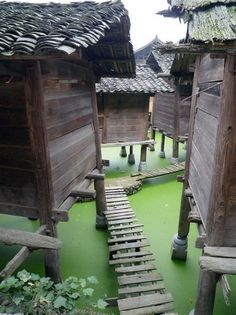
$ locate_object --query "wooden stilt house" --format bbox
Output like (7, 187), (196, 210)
(96, 64), (173, 170)
(160, 1), (236, 314)
(147, 50), (194, 163)
(0, 0), (135, 282)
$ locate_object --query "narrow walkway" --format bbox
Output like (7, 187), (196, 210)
(104, 186), (178, 315)
(131, 162), (185, 180)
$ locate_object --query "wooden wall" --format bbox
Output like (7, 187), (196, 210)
(178, 84), (192, 136)
(97, 94), (149, 143)
(41, 60), (97, 208)
(0, 66), (39, 218)
(152, 92), (175, 136)
(188, 54), (224, 226)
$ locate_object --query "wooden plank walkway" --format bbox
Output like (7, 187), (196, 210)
(131, 162), (185, 181)
(105, 187), (178, 315)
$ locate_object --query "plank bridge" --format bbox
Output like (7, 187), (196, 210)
(131, 162), (185, 181)
(104, 186), (178, 315)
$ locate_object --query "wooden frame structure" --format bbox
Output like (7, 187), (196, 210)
(160, 1), (236, 314)
(96, 64), (173, 171)
(0, 1), (135, 282)
(150, 52), (194, 163)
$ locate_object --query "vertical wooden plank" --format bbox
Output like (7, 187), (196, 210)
(207, 55), (235, 246)
(25, 61), (61, 282)
(91, 73), (107, 228)
(172, 84), (180, 162)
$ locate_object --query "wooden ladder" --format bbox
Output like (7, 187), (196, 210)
(105, 186), (178, 315)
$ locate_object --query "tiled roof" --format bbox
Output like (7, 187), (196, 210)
(96, 64), (174, 94)
(160, 0), (236, 42)
(147, 50), (174, 74)
(0, 0), (135, 76)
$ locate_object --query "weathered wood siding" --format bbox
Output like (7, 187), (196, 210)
(42, 61), (97, 208)
(179, 84), (192, 136)
(152, 92), (175, 136)
(188, 54), (224, 226)
(97, 94), (149, 143)
(0, 71), (38, 217)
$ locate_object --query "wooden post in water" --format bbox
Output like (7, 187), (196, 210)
(138, 144), (147, 171)
(149, 129), (156, 151)
(159, 133), (166, 158)
(120, 146), (127, 157)
(25, 61), (61, 282)
(91, 76), (107, 229)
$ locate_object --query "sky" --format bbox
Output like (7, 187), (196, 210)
(4, 0), (187, 50)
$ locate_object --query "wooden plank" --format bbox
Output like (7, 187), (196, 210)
(198, 55), (224, 83)
(115, 263), (156, 274)
(109, 255), (155, 265)
(118, 293), (173, 311)
(107, 214), (135, 221)
(113, 251), (153, 260)
(204, 246), (236, 258)
(199, 256), (236, 274)
(0, 227), (62, 250)
(109, 218), (138, 226)
(118, 273), (162, 286)
(120, 303), (175, 315)
(108, 235), (146, 244)
(107, 205), (132, 211)
(102, 140), (155, 148)
(118, 283), (165, 296)
(70, 189), (96, 199)
(109, 240), (149, 252)
(110, 228), (143, 236)
(105, 186), (124, 190)
(108, 223), (144, 231)
(105, 210), (134, 216)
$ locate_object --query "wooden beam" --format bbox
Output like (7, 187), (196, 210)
(86, 172), (105, 180)
(70, 189), (96, 199)
(102, 139), (155, 148)
(0, 227), (62, 249)
(200, 256), (236, 275)
(204, 246), (236, 258)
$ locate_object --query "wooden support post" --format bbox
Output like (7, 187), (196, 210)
(171, 137), (179, 164)
(120, 146), (127, 157)
(149, 129), (156, 151)
(25, 61), (61, 283)
(194, 270), (220, 315)
(128, 145), (135, 165)
(138, 144), (148, 171)
(91, 75), (107, 229)
(159, 133), (166, 158)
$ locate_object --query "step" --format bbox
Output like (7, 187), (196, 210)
(105, 209), (134, 215)
(111, 228), (143, 237)
(118, 273), (162, 286)
(109, 240), (149, 252)
(109, 254), (155, 265)
(115, 263), (156, 274)
(107, 205), (132, 211)
(120, 302), (175, 315)
(108, 223), (144, 231)
(106, 214), (136, 221)
(118, 293), (173, 312)
(105, 211), (134, 217)
(118, 283), (166, 296)
(112, 250), (153, 260)
(108, 218), (138, 226)
(108, 235), (146, 244)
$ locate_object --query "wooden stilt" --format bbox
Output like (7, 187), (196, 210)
(139, 144), (147, 171)
(91, 76), (107, 229)
(194, 270), (220, 315)
(25, 62), (61, 283)
(171, 137), (179, 164)
(128, 145), (135, 164)
(149, 129), (156, 151)
(159, 133), (166, 158)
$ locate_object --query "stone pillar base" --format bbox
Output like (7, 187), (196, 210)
(171, 157), (179, 165)
(128, 153), (135, 165)
(159, 151), (165, 158)
(138, 161), (147, 172)
(96, 214), (107, 229)
(171, 234), (188, 260)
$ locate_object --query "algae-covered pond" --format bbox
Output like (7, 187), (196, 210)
(1, 134), (236, 315)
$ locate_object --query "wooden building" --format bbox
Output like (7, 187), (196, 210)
(0, 1), (135, 282)
(160, 1), (236, 314)
(96, 64), (173, 170)
(147, 50), (194, 163)
(134, 36), (163, 65)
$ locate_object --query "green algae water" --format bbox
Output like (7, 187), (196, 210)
(1, 134), (236, 314)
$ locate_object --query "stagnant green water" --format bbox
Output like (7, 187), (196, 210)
(1, 134), (236, 314)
